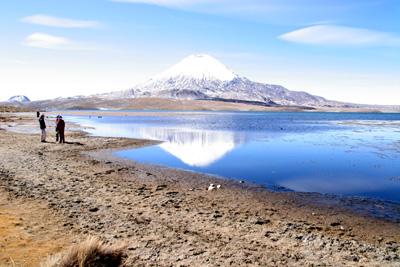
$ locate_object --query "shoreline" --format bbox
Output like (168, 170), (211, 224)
(94, 146), (400, 223)
(41, 109), (400, 118)
(3, 96), (400, 113)
(0, 112), (399, 266)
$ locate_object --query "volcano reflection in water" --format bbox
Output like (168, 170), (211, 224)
(128, 127), (241, 167)
(79, 121), (243, 167)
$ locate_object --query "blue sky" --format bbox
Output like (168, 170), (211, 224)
(0, 0), (399, 104)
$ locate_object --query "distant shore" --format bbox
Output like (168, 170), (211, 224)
(0, 112), (399, 266)
(2, 97), (399, 114)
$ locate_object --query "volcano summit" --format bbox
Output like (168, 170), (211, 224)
(111, 54), (338, 107)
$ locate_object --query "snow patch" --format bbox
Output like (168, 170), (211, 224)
(153, 54), (237, 82)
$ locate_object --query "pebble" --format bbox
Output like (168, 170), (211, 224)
(89, 207), (99, 212)
(254, 217), (271, 225)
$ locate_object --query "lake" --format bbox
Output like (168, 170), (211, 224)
(68, 111), (400, 203)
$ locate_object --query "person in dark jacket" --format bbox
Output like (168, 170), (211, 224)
(56, 116), (65, 143)
(55, 115), (61, 142)
(39, 114), (46, 142)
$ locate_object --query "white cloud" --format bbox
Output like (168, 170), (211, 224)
(110, 0), (211, 6)
(24, 33), (70, 49)
(22, 14), (100, 28)
(23, 33), (97, 50)
(109, 0), (384, 26)
(278, 25), (400, 46)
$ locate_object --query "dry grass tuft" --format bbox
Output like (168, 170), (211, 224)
(41, 237), (126, 267)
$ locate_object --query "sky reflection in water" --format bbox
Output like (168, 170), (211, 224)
(69, 112), (400, 203)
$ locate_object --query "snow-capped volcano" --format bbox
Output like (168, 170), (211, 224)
(110, 54), (338, 107)
(8, 95), (31, 103)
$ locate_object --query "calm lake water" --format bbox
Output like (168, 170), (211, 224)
(69, 111), (400, 203)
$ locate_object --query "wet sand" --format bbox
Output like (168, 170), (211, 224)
(0, 112), (399, 266)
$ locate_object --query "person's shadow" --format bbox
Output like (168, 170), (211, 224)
(64, 141), (85, 146)
(44, 141), (85, 146)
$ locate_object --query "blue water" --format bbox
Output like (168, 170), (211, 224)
(68, 111), (400, 203)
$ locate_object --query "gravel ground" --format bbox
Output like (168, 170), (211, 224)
(0, 113), (399, 266)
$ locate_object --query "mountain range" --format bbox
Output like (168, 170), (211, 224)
(2, 54), (399, 112)
(106, 54), (340, 107)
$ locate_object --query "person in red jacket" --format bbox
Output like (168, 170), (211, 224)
(56, 116), (65, 143)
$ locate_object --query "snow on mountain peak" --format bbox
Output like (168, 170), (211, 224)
(109, 54), (333, 107)
(8, 95), (31, 103)
(154, 54), (237, 82)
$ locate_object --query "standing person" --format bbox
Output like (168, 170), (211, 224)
(39, 114), (46, 142)
(55, 115), (61, 142)
(56, 116), (65, 144)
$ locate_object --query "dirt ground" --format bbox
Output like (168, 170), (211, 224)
(0, 113), (399, 266)
(0, 191), (79, 267)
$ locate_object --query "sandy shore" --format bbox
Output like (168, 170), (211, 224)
(0, 112), (399, 266)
